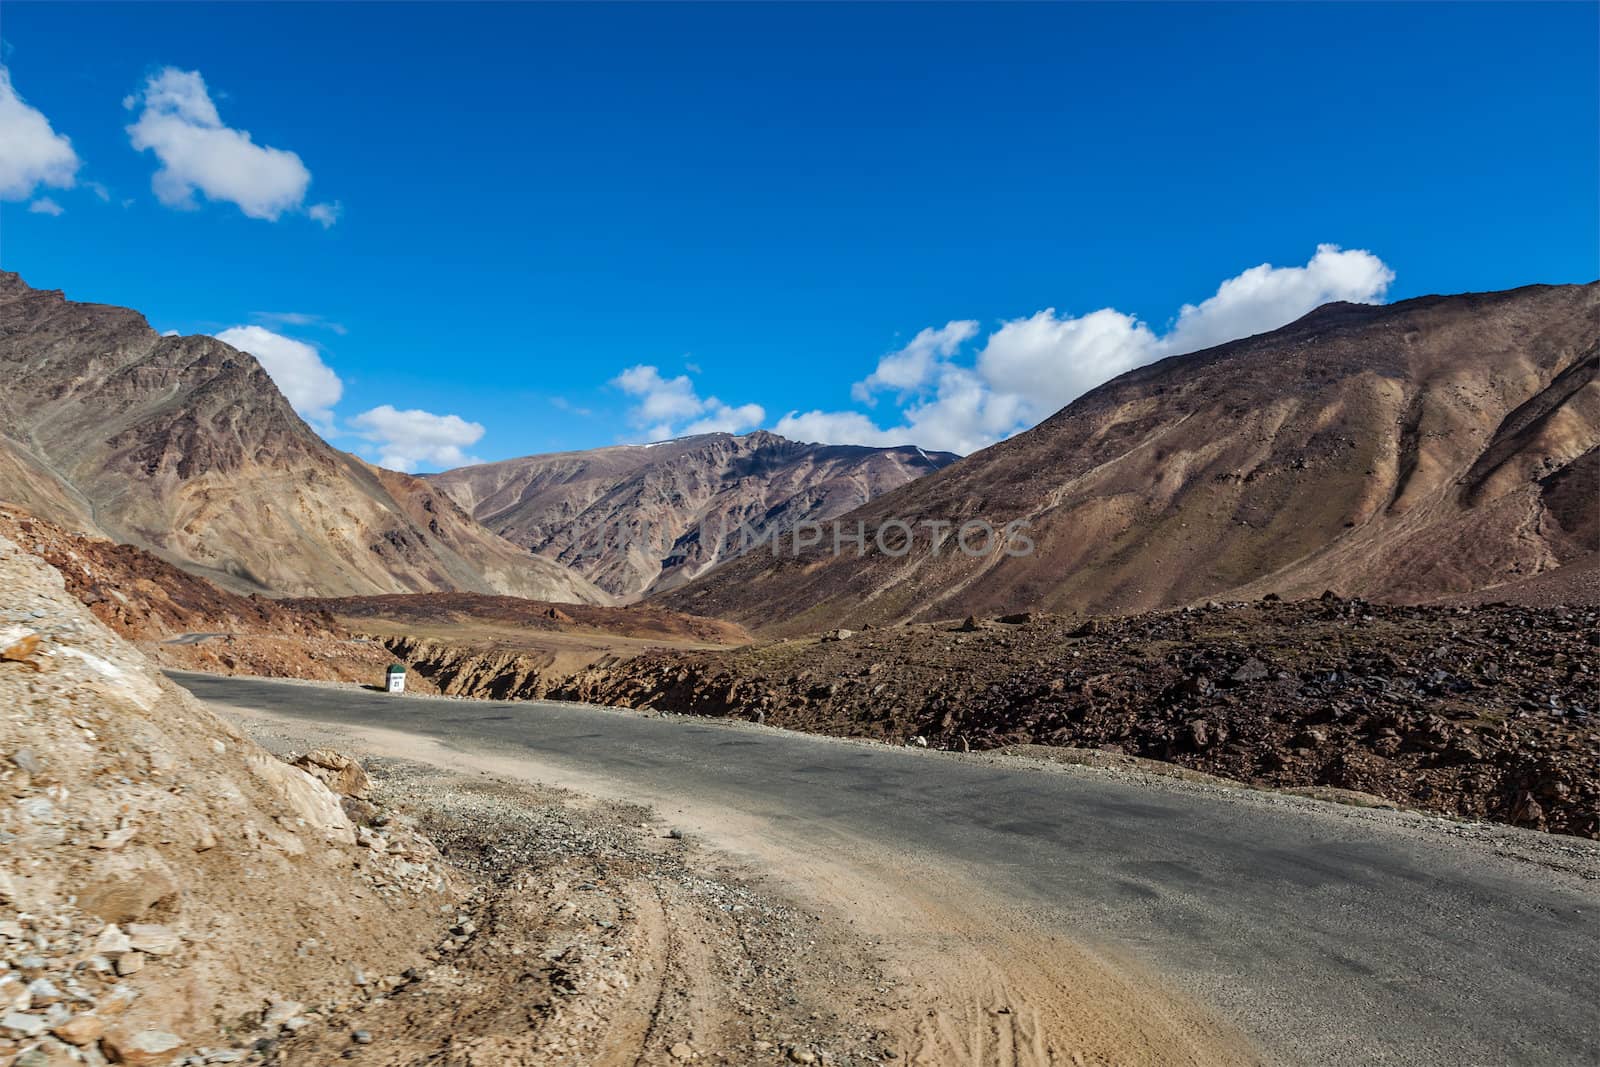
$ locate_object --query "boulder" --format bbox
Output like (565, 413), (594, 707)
(291, 750), (372, 799)
(245, 753), (356, 845)
(102, 1027), (184, 1066)
(52, 1013), (107, 1046)
(78, 858), (180, 924)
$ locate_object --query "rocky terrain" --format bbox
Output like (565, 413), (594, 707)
(0, 272), (604, 603)
(480, 596), (1600, 838)
(286, 593), (752, 700)
(428, 431), (957, 600)
(0, 530), (463, 1065)
(0, 507), (438, 690)
(662, 283), (1599, 632)
(228, 715), (907, 1067)
(0, 523), (938, 1067)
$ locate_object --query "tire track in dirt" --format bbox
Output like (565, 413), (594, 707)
(235, 709), (1258, 1067)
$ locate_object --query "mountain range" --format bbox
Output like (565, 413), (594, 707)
(0, 273), (944, 605)
(661, 282), (1599, 631)
(428, 431), (957, 599)
(1, 273), (1593, 628)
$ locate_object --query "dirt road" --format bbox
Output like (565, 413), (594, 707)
(174, 672), (1600, 1066)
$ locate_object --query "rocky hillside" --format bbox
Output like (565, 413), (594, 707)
(428, 430), (957, 599)
(0, 532), (459, 1063)
(549, 597), (1600, 839)
(0, 506), (340, 644)
(661, 283), (1599, 631)
(0, 272), (604, 603)
(0, 506), (438, 687)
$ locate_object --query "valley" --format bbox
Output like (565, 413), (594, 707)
(1, 274), (1595, 1067)
(5, 8), (1595, 1063)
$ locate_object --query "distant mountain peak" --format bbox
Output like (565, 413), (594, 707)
(428, 431), (958, 599)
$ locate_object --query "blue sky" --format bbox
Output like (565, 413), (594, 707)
(2, 2), (1596, 468)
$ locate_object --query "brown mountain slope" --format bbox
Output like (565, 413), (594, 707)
(0, 504), (341, 642)
(0, 504), (439, 686)
(660, 283), (1599, 632)
(428, 430), (957, 599)
(0, 272), (605, 602)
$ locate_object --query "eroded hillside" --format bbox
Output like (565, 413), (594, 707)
(0, 273), (603, 603)
(429, 430), (957, 599)
(661, 284), (1599, 630)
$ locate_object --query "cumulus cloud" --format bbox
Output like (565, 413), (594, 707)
(349, 405), (485, 472)
(125, 67), (332, 223)
(211, 322), (483, 471)
(613, 364), (765, 441)
(851, 321), (978, 403)
(213, 325), (343, 432)
(783, 245), (1394, 454)
(680, 401), (767, 437)
(0, 65), (80, 201)
(27, 197), (64, 216)
(773, 409), (907, 448)
(976, 307), (1158, 420)
(1163, 243), (1396, 355)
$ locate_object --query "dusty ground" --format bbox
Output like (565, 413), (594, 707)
(281, 592), (753, 704)
(237, 735), (893, 1066)
(286, 593), (752, 650)
(224, 705), (1259, 1067)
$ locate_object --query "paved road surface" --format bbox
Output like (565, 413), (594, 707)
(172, 672), (1600, 1066)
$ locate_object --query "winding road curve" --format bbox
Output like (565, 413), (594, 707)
(172, 671), (1600, 1066)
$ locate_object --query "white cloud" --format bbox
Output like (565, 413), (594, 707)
(307, 200), (341, 228)
(27, 197), (64, 216)
(1163, 243), (1395, 355)
(213, 325), (343, 432)
(0, 65), (80, 201)
(612, 364), (764, 441)
(125, 67), (333, 223)
(550, 396), (594, 418)
(787, 245), (1394, 454)
(681, 401), (766, 437)
(851, 320), (978, 403)
(977, 307), (1158, 418)
(85, 181), (110, 202)
(349, 405), (485, 472)
(773, 410), (910, 449)
(615, 365), (702, 423)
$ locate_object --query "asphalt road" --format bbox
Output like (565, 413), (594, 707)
(172, 671), (1600, 1066)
